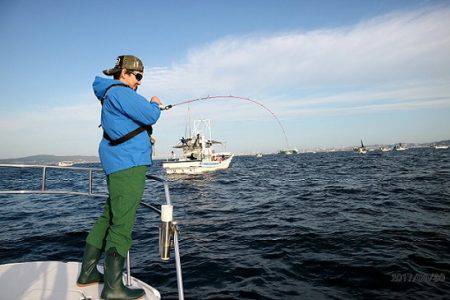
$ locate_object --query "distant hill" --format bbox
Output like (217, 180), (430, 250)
(434, 139), (450, 145)
(0, 154), (99, 164)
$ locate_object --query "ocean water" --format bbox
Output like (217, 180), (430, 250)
(0, 148), (449, 299)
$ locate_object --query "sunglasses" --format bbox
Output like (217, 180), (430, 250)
(130, 71), (143, 81)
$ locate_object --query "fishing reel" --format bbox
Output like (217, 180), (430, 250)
(159, 204), (178, 261)
(158, 104), (173, 111)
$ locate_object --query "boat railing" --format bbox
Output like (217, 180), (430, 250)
(0, 163), (184, 300)
(0, 163), (106, 197)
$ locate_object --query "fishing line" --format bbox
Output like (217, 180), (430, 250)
(160, 95), (290, 149)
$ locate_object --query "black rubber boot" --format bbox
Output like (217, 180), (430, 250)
(101, 248), (145, 300)
(76, 243), (104, 286)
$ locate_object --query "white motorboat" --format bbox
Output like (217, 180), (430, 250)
(57, 161), (74, 167)
(380, 146), (391, 152)
(163, 120), (234, 174)
(279, 149), (299, 155)
(256, 153), (263, 158)
(433, 145), (448, 149)
(393, 143), (407, 151)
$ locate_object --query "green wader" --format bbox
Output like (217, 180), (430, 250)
(86, 165), (148, 257)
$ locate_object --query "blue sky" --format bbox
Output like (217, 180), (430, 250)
(1, 0), (449, 158)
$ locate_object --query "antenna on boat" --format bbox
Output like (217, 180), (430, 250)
(209, 119), (212, 142)
(184, 105), (192, 139)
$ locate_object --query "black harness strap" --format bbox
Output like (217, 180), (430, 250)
(100, 83), (153, 146)
(100, 83), (129, 105)
(103, 126), (153, 146)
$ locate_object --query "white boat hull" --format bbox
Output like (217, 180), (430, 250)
(0, 261), (160, 300)
(163, 155), (234, 174)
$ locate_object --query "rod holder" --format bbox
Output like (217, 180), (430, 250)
(159, 204), (174, 261)
(126, 251), (131, 286)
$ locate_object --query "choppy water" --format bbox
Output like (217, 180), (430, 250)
(0, 148), (449, 299)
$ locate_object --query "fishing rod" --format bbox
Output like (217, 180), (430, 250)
(158, 95), (290, 149)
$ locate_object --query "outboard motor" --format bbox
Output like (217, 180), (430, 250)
(159, 204), (174, 261)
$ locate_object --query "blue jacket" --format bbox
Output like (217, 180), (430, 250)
(93, 76), (161, 175)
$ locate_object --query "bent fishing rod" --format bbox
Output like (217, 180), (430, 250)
(157, 95), (290, 149)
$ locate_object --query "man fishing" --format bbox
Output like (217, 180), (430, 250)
(77, 55), (162, 299)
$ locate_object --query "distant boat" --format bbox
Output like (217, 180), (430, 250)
(433, 145), (449, 149)
(380, 146), (391, 152)
(57, 161), (74, 167)
(393, 143), (407, 151)
(279, 149), (299, 155)
(256, 153), (263, 158)
(354, 140), (367, 154)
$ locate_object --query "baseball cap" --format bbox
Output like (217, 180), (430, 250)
(103, 55), (144, 76)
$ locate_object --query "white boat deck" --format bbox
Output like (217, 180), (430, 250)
(0, 261), (160, 300)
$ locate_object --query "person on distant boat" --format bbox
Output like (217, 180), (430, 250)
(77, 55), (162, 300)
(193, 133), (201, 148)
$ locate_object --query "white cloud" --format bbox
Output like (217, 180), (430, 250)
(0, 103), (102, 158)
(142, 6), (450, 109)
